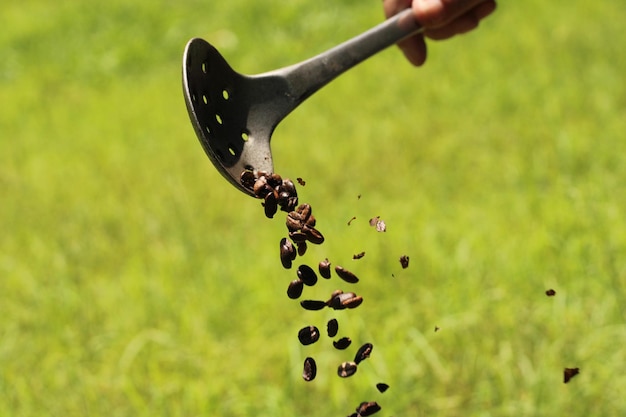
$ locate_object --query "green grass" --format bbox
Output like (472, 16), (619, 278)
(2, 0), (625, 416)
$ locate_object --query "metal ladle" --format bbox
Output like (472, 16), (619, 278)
(182, 8), (422, 196)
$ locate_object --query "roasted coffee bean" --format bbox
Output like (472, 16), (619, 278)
(253, 176), (270, 198)
(287, 279), (304, 299)
(328, 292), (357, 310)
(300, 300), (327, 311)
(288, 231), (307, 243)
(297, 177), (306, 186)
(298, 325), (320, 345)
(376, 383), (390, 393)
(277, 179), (298, 212)
(302, 357), (317, 381)
(564, 367), (580, 383)
(302, 224), (324, 244)
(333, 337), (352, 350)
(296, 240), (307, 257)
(335, 265), (359, 283)
(267, 173), (282, 188)
(305, 214), (316, 228)
(353, 251), (365, 260)
(280, 237), (296, 269)
(347, 413), (359, 417)
(240, 170), (256, 190)
(400, 255), (410, 269)
(318, 258), (332, 279)
(263, 191), (278, 218)
(354, 343), (373, 364)
(296, 203), (312, 223)
(327, 318), (338, 338)
(297, 264), (318, 287)
(337, 361), (358, 378)
(546, 289), (556, 296)
(357, 401), (381, 416)
(342, 295), (363, 309)
(286, 211), (303, 232)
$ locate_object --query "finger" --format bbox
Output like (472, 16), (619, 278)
(424, 0), (496, 40)
(413, 0), (494, 28)
(397, 34), (428, 66)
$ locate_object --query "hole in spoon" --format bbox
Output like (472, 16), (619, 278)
(201, 61), (208, 74)
(228, 144), (237, 156)
(222, 89), (230, 100)
(202, 94), (208, 105)
(241, 130), (249, 141)
(215, 114), (223, 124)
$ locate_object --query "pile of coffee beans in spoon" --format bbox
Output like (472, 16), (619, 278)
(241, 170), (387, 416)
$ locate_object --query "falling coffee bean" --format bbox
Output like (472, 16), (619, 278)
(297, 264), (318, 287)
(546, 289), (556, 296)
(300, 300), (327, 311)
(354, 343), (373, 364)
(342, 295), (363, 309)
(240, 170), (256, 190)
(302, 224), (325, 244)
(353, 251), (365, 260)
(297, 326), (320, 346)
(296, 240), (307, 256)
(318, 258), (331, 279)
(357, 401), (381, 416)
(279, 237), (296, 269)
(327, 318), (338, 338)
(302, 357), (316, 381)
(376, 383), (390, 393)
(333, 337), (352, 350)
(287, 279), (304, 299)
(399, 255), (409, 269)
(296, 177), (306, 186)
(564, 367), (580, 383)
(337, 361), (358, 378)
(335, 265), (359, 283)
(263, 191), (278, 218)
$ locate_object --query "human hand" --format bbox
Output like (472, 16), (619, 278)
(383, 0), (497, 66)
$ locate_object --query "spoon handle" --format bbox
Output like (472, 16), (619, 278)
(276, 8), (423, 102)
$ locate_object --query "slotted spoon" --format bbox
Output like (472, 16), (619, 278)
(182, 8), (422, 196)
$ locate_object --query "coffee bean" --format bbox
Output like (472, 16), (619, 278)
(296, 203), (312, 223)
(263, 191), (278, 218)
(375, 383), (389, 393)
(335, 265), (359, 283)
(328, 291), (358, 310)
(354, 343), (373, 364)
(399, 255), (409, 269)
(546, 289), (556, 296)
(296, 177), (306, 186)
(300, 300), (327, 311)
(277, 179), (298, 212)
(302, 224), (324, 244)
(318, 258), (331, 279)
(297, 264), (318, 287)
(240, 170), (256, 190)
(337, 361), (358, 378)
(357, 401), (381, 416)
(287, 279), (304, 299)
(333, 337), (352, 350)
(327, 318), (338, 338)
(302, 357), (316, 381)
(279, 238), (296, 269)
(305, 214), (316, 228)
(286, 211), (303, 232)
(296, 240), (307, 257)
(564, 367), (580, 383)
(267, 173), (282, 188)
(253, 175), (271, 198)
(288, 231), (307, 243)
(342, 295), (363, 309)
(353, 251), (365, 260)
(297, 326), (320, 345)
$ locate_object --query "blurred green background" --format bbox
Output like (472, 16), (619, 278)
(1, 0), (625, 416)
